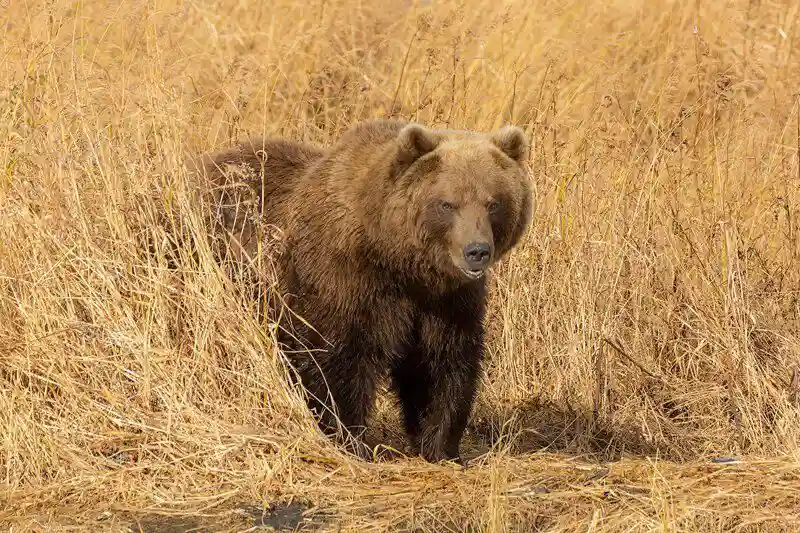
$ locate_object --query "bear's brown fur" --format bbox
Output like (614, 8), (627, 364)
(193, 120), (533, 464)
(190, 137), (327, 264)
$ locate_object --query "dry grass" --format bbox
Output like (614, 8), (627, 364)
(1, 0), (800, 530)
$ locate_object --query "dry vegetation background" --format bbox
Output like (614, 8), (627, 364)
(1, 0), (800, 530)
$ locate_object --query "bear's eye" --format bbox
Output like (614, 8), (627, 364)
(438, 200), (456, 213)
(487, 199), (502, 213)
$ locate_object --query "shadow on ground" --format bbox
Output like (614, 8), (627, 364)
(367, 394), (669, 464)
(465, 397), (668, 461)
(125, 500), (331, 532)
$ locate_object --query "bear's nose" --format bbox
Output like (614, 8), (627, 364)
(463, 242), (492, 269)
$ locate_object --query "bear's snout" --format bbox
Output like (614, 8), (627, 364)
(463, 241), (492, 270)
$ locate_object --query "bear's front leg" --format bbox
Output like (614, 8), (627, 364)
(284, 330), (383, 461)
(410, 318), (485, 464)
(276, 257), (384, 460)
(308, 349), (383, 459)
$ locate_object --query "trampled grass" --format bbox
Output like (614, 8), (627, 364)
(1, 0), (800, 530)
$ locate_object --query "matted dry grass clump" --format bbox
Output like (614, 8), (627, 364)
(2, 0), (800, 530)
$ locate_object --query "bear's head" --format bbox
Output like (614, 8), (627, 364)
(377, 122), (533, 288)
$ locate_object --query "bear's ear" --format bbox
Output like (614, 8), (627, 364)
(490, 125), (529, 165)
(392, 123), (441, 179)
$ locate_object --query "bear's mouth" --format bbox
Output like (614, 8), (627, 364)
(459, 267), (485, 280)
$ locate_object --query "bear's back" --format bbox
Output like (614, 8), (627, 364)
(192, 136), (327, 262)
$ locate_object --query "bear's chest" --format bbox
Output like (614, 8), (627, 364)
(280, 235), (485, 362)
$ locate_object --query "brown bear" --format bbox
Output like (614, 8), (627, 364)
(193, 119), (533, 464)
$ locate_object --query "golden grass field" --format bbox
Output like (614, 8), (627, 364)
(2, 0), (800, 530)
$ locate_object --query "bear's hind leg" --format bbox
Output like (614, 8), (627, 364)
(390, 353), (431, 449)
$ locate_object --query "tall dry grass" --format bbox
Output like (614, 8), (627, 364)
(1, 0), (800, 530)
